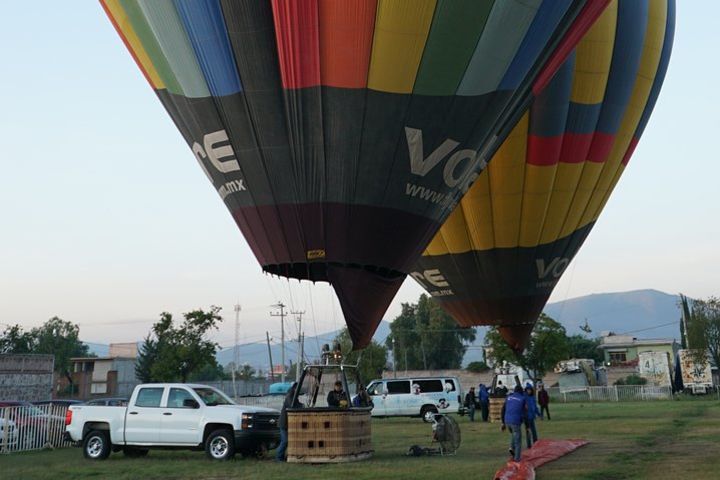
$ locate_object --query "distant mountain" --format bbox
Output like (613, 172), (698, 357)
(544, 289), (681, 340)
(216, 321), (392, 370)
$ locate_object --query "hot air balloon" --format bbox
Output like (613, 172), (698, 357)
(100, 0), (609, 348)
(412, 0), (675, 350)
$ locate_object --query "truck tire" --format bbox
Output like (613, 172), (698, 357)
(205, 429), (236, 461)
(83, 430), (111, 460)
(123, 446), (149, 457)
(421, 405), (438, 423)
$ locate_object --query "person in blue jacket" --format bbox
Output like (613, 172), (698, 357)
(478, 384), (490, 422)
(524, 384), (540, 448)
(501, 385), (527, 462)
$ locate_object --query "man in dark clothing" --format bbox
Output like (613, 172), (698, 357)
(276, 382), (302, 462)
(464, 387), (477, 421)
(352, 384), (373, 408)
(495, 380), (509, 398)
(538, 383), (550, 420)
(327, 381), (348, 408)
(501, 386), (528, 462)
(478, 384), (490, 422)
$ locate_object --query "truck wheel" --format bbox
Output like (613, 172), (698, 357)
(83, 430), (111, 460)
(421, 405), (438, 423)
(205, 429), (235, 461)
(123, 447), (149, 457)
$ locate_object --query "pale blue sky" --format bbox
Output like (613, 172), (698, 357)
(1, 2), (718, 348)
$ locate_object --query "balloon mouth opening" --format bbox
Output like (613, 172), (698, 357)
(263, 262), (405, 283)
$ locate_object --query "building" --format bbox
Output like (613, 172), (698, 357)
(68, 343), (140, 399)
(0, 354), (54, 402)
(598, 332), (679, 366)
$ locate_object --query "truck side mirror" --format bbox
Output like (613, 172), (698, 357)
(183, 399), (200, 409)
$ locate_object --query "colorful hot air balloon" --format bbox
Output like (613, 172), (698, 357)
(100, 0), (609, 348)
(412, 0), (675, 350)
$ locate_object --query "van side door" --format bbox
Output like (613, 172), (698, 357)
(385, 380), (411, 416)
(366, 381), (385, 416)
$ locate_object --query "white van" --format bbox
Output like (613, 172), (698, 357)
(365, 377), (464, 422)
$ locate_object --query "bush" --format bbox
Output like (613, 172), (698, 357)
(614, 374), (647, 386)
(466, 361), (490, 373)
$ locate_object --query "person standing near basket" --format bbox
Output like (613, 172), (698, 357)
(464, 387), (477, 421)
(276, 382), (301, 462)
(478, 384), (490, 422)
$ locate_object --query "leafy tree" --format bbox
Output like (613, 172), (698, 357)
(336, 328), (388, 384)
(685, 297), (720, 370)
(138, 307), (223, 383)
(485, 313), (570, 380)
(189, 362), (227, 381)
(385, 294), (476, 370)
(566, 335), (603, 363)
(0, 324), (35, 353)
(466, 361), (490, 373)
(238, 363), (256, 381)
(0, 318), (92, 392)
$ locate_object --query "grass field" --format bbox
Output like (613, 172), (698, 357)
(2, 401), (719, 479)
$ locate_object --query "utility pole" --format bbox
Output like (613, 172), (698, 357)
(266, 331), (275, 382)
(392, 337), (397, 378)
(232, 303), (241, 398)
(270, 302), (287, 383)
(291, 310), (305, 383)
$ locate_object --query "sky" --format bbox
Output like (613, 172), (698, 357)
(1, 2), (718, 350)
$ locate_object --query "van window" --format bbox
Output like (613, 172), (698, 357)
(444, 380), (457, 392)
(367, 382), (383, 396)
(386, 381), (410, 394)
(414, 380), (443, 393)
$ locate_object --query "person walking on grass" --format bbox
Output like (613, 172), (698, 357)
(465, 387), (477, 422)
(524, 384), (540, 448)
(501, 385), (527, 463)
(538, 383), (550, 420)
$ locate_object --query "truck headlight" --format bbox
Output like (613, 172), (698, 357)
(241, 413), (253, 429)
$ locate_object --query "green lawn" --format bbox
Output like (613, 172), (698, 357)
(2, 401), (719, 479)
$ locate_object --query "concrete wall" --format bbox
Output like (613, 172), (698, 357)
(0, 354), (54, 402)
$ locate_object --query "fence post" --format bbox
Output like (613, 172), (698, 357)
(614, 385), (619, 402)
(2, 407), (8, 452)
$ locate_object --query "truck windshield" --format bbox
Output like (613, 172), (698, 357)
(192, 388), (234, 406)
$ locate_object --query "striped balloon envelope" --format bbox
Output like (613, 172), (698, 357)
(412, 0), (675, 351)
(100, 0), (609, 349)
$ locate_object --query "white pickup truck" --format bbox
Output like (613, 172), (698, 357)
(65, 383), (280, 461)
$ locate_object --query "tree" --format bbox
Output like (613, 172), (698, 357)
(566, 335), (603, 363)
(686, 297), (720, 370)
(238, 363), (256, 381)
(135, 333), (158, 383)
(0, 324), (35, 354)
(385, 294), (476, 370)
(0, 318), (91, 392)
(466, 361), (490, 373)
(615, 374), (647, 386)
(137, 307), (223, 383)
(336, 328), (388, 384)
(484, 313), (570, 380)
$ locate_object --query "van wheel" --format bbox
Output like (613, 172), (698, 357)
(205, 429), (236, 461)
(421, 405), (438, 423)
(83, 430), (111, 460)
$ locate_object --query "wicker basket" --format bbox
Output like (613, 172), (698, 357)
(489, 397), (504, 423)
(287, 408), (373, 463)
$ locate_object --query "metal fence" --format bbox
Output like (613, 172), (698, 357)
(546, 385), (675, 402)
(233, 395), (285, 410)
(1, 404), (73, 454)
